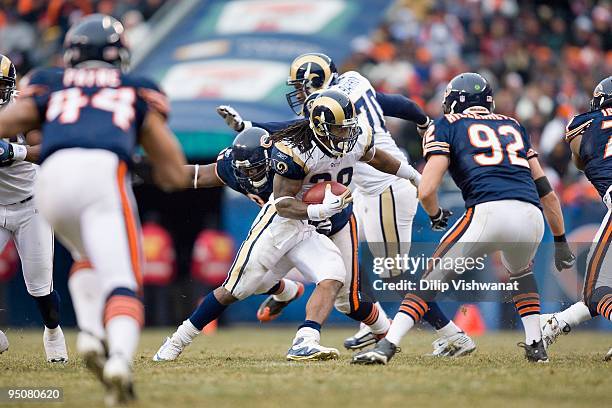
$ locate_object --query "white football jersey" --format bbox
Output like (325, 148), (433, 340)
(333, 71), (408, 196)
(0, 134), (36, 205)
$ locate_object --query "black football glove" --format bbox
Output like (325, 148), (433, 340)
(429, 208), (452, 232)
(416, 117), (433, 138)
(311, 219), (333, 236)
(554, 235), (576, 271)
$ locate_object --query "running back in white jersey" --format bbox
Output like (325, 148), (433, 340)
(271, 118), (373, 199)
(0, 134), (37, 205)
(333, 71), (408, 196)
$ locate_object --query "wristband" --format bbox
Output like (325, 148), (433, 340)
(193, 164), (200, 189)
(11, 144), (27, 161)
(553, 234), (567, 243)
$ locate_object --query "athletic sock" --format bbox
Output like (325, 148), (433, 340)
(173, 319), (201, 345)
(188, 292), (227, 330)
(556, 301), (592, 328)
(272, 279), (299, 302)
(423, 302), (451, 330)
(104, 288), (144, 361)
(591, 286), (612, 322)
(385, 312), (415, 346)
(68, 261), (105, 338)
(32, 290), (60, 329)
(511, 272), (542, 344)
(436, 320), (462, 338)
(295, 320), (321, 343)
(365, 302), (390, 335)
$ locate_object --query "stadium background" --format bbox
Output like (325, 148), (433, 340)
(0, 0), (610, 333)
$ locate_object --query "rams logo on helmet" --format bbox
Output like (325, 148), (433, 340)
(286, 53), (338, 116)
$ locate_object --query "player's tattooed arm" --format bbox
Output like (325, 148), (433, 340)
(361, 147), (421, 187)
(187, 164), (224, 189)
(273, 174), (308, 219)
(140, 110), (190, 191)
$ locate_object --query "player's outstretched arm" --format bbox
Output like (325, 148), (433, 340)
(376, 93), (432, 136)
(187, 164), (224, 189)
(417, 155), (449, 215)
(0, 98), (40, 139)
(361, 147), (421, 186)
(528, 157), (575, 271)
(140, 110), (190, 191)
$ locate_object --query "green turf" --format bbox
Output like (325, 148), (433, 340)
(0, 328), (609, 408)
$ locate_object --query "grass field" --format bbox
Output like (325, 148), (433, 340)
(0, 327), (609, 408)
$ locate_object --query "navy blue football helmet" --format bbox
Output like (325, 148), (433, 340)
(63, 14), (130, 70)
(309, 89), (359, 157)
(442, 73), (494, 114)
(231, 127), (272, 194)
(590, 76), (612, 111)
(286, 53), (338, 115)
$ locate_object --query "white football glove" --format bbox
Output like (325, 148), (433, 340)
(416, 117), (433, 138)
(307, 184), (352, 221)
(216, 105), (245, 132)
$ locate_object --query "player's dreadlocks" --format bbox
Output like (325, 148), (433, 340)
(269, 119), (314, 154)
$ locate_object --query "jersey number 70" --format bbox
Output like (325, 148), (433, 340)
(468, 124), (529, 167)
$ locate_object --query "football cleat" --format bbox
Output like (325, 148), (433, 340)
(286, 337), (339, 361)
(153, 336), (185, 362)
(257, 282), (305, 322)
(77, 332), (109, 389)
(540, 313), (571, 349)
(517, 340), (549, 363)
(103, 355), (136, 407)
(605, 348), (612, 361)
(430, 332), (476, 357)
(351, 338), (398, 365)
(44, 326), (68, 363)
(344, 323), (376, 350)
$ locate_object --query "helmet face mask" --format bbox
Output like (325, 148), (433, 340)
(0, 55), (16, 108)
(286, 53), (337, 116)
(309, 89), (359, 157)
(232, 155), (271, 194)
(230, 127), (272, 194)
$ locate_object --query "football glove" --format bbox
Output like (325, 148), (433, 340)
(416, 117), (433, 138)
(307, 184), (352, 221)
(216, 105), (245, 132)
(312, 218), (333, 235)
(0, 139), (15, 167)
(429, 207), (452, 231)
(554, 236), (576, 272)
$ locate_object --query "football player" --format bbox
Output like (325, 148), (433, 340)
(218, 53), (475, 357)
(0, 55), (67, 363)
(541, 76), (612, 360)
(0, 14), (190, 405)
(157, 88), (423, 362)
(352, 73), (573, 365)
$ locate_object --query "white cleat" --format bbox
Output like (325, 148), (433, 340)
(44, 326), (68, 363)
(153, 336), (186, 362)
(540, 313), (571, 349)
(430, 332), (476, 357)
(286, 337), (339, 361)
(103, 355), (136, 407)
(77, 331), (108, 387)
(604, 348), (612, 361)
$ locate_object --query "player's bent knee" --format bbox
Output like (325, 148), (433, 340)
(214, 287), (240, 305)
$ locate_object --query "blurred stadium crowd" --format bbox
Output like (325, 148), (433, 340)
(0, 0), (164, 73)
(342, 0), (611, 206)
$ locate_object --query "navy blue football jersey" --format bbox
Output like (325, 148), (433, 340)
(423, 112), (540, 209)
(215, 147), (274, 205)
(26, 67), (168, 165)
(565, 108), (612, 198)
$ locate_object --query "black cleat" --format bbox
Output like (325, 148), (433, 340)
(351, 338), (398, 365)
(518, 340), (549, 363)
(257, 282), (304, 322)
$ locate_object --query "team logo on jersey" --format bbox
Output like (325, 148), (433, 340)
(274, 160), (288, 174)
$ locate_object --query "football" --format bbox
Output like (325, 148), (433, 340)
(302, 181), (349, 204)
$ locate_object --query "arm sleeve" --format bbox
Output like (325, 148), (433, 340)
(250, 119), (304, 134)
(376, 92), (428, 125)
(422, 118), (451, 160)
(271, 143), (307, 180)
